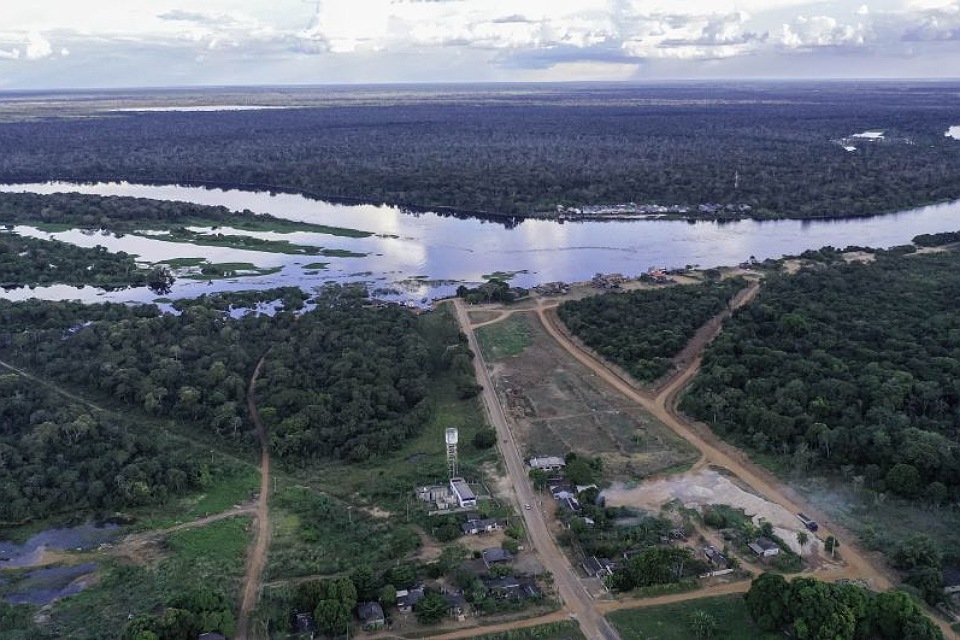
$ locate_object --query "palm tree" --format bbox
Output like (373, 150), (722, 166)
(796, 531), (809, 555)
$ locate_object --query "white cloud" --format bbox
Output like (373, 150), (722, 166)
(25, 31), (53, 59)
(0, 0), (959, 87)
(780, 15), (868, 48)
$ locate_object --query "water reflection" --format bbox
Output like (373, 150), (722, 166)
(3, 181), (960, 304)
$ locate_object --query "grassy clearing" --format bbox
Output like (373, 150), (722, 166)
(608, 594), (780, 640)
(160, 256), (206, 268)
(132, 229), (328, 255)
(44, 517), (251, 639)
(481, 270), (529, 281)
(477, 314), (533, 360)
(163, 516), (250, 585)
(180, 263), (283, 280)
(265, 484), (420, 581)
(799, 475), (960, 563)
(467, 621), (586, 640)
(132, 216), (372, 237)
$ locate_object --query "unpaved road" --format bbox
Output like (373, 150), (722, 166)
(236, 354), (272, 640)
(534, 287), (898, 596)
(453, 299), (621, 640)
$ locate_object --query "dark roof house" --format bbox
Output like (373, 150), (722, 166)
(481, 547), (514, 568)
(357, 602), (385, 629)
(396, 586), (425, 612)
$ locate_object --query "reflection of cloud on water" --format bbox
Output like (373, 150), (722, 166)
(498, 245), (641, 254)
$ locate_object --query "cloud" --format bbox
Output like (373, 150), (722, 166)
(25, 31), (53, 59)
(157, 10), (242, 28)
(900, 5), (960, 40)
(780, 15), (869, 49)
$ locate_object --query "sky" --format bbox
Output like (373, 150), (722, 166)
(0, 0), (958, 89)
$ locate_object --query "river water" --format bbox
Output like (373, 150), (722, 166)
(3, 181), (960, 305)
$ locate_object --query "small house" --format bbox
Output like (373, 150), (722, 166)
(461, 518), (501, 536)
(529, 456), (566, 472)
(748, 537), (780, 558)
(444, 592), (468, 620)
(357, 602), (385, 630)
(294, 612), (316, 638)
(396, 586), (424, 613)
(703, 546), (730, 569)
(481, 547), (514, 568)
(582, 556), (614, 578)
(943, 567), (960, 595)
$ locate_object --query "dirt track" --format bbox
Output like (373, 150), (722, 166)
(534, 287), (897, 594)
(236, 354), (272, 640)
(453, 299), (621, 640)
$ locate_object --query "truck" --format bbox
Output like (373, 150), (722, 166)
(797, 513), (819, 532)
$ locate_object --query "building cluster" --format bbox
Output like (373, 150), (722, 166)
(415, 476), (479, 512)
(554, 203), (753, 218)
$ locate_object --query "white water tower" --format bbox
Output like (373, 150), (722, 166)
(445, 428), (459, 479)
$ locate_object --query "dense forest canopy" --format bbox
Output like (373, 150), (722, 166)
(0, 233), (152, 288)
(0, 83), (958, 218)
(0, 373), (201, 524)
(682, 248), (960, 498)
(0, 287), (471, 466)
(0, 190), (353, 234)
(558, 278), (747, 381)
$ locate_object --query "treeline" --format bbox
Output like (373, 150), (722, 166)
(0, 373), (200, 523)
(0, 233), (153, 288)
(913, 231), (960, 247)
(745, 573), (942, 639)
(0, 83), (959, 218)
(558, 279), (747, 381)
(0, 190), (335, 233)
(0, 286), (473, 465)
(682, 250), (960, 498)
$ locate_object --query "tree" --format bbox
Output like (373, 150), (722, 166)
(797, 531), (809, 554)
(473, 428), (497, 449)
(379, 584), (397, 608)
(528, 468), (548, 491)
(745, 573), (790, 631)
(825, 536), (840, 559)
(414, 590), (448, 624)
(688, 610), (718, 638)
(146, 266), (175, 295)
(893, 534), (941, 571)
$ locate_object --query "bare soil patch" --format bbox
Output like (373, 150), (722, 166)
(486, 311), (697, 479)
(604, 468), (818, 556)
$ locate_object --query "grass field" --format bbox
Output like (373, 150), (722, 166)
(607, 595), (781, 640)
(477, 314), (534, 361)
(43, 516), (251, 639)
(488, 312), (697, 480)
(469, 621), (586, 640)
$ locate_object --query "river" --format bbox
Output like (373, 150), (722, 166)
(3, 181), (960, 305)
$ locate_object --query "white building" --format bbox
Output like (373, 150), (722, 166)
(450, 477), (477, 508)
(528, 456), (566, 472)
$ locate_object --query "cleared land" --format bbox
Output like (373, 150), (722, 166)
(607, 594), (780, 640)
(481, 310), (698, 480)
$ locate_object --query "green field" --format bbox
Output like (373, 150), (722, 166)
(477, 314), (534, 360)
(607, 595), (781, 640)
(469, 621), (586, 640)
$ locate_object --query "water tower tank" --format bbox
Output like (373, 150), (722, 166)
(445, 428), (459, 445)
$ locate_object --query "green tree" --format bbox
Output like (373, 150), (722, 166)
(745, 573), (790, 631)
(688, 609), (717, 638)
(473, 428), (497, 449)
(414, 590), (448, 624)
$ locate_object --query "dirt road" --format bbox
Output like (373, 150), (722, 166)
(534, 290), (896, 594)
(453, 299), (621, 640)
(236, 354), (272, 640)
